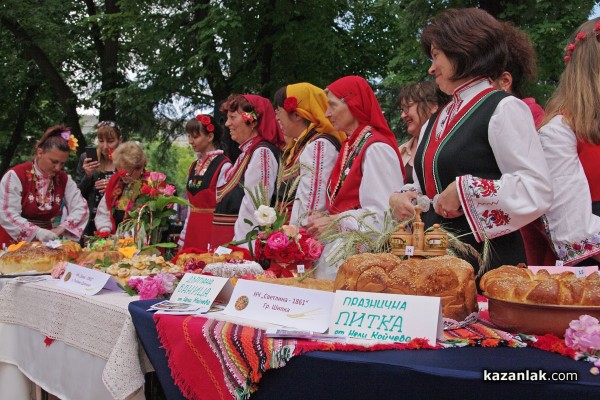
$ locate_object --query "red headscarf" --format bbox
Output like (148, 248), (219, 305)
(327, 76), (404, 174)
(242, 94), (285, 149)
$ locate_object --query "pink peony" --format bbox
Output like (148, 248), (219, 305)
(137, 277), (165, 300)
(303, 237), (324, 260)
(127, 277), (143, 291)
(266, 231), (290, 251)
(160, 184), (176, 196)
(149, 171), (166, 183)
(155, 272), (177, 293)
(565, 315), (600, 355)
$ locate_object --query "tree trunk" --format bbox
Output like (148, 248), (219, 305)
(0, 16), (85, 152)
(0, 75), (39, 175)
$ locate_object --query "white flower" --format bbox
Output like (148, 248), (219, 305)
(254, 205), (276, 226)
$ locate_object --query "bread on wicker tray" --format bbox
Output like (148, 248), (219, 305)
(333, 253), (478, 322)
(480, 265), (600, 306)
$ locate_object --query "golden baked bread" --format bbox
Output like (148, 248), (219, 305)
(262, 277), (335, 292)
(480, 265), (600, 306)
(0, 241), (76, 274)
(175, 251), (244, 267)
(77, 250), (124, 266)
(334, 253), (479, 322)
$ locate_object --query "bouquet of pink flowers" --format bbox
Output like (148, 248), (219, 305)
(126, 272), (179, 300)
(250, 205), (324, 277)
(564, 314), (600, 372)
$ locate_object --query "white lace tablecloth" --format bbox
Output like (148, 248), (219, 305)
(0, 279), (153, 399)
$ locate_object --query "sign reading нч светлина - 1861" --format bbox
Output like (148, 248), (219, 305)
(329, 290), (443, 345)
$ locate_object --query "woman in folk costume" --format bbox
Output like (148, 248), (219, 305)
(306, 75), (405, 279)
(95, 141), (148, 233)
(0, 125), (88, 245)
(389, 8), (552, 278)
(178, 113), (231, 251)
(538, 17), (600, 265)
(273, 82), (346, 226)
(213, 94), (285, 246)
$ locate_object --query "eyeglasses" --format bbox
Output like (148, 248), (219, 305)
(400, 102), (416, 114)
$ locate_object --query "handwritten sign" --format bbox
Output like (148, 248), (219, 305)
(329, 290), (443, 345)
(223, 279), (335, 332)
(57, 263), (123, 295)
(528, 265), (598, 278)
(170, 274), (233, 312)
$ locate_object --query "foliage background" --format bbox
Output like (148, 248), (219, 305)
(1, 0), (598, 189)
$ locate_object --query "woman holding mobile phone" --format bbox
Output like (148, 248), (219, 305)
(76, 120), (122, 237)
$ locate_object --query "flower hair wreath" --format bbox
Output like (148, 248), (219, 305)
(564, 21), (600, 63)
(60, 130), (78, 152)
(194, 112), (215, 133)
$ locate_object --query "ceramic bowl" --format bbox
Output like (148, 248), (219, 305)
(486, 296), (600, 337)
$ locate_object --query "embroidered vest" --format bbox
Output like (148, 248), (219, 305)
(13, 162), (67, 224)
(215, 141), (280, 217)
(186, 154), (229, 200)
(415, 91), (526, 272)
(326, 129), (386, 214)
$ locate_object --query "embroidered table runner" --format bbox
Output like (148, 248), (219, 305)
(154, 307), (526, 400)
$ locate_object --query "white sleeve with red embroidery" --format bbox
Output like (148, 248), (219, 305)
(94, 193), (112, 233)
(0, 170), (38, 241)
(233, 147), (278, 242)
(457, 96), (553, 243)
(59, 175), (89, 239)
(337, 142), (405, 232)
(291, 138), (339, 227)
(539, 115), (600, 264)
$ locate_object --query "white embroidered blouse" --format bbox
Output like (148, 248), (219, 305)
(0, 166), (88, 241)
(539, 115), (600, 264)
(290, 137), (339, 227)
(410, 78), (553, 242)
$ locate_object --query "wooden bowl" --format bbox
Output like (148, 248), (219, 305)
(486, 296), (600, 337)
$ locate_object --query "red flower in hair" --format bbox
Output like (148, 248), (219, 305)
(200, 116), (211, 125)
(283, 97), (298, 113)
(576, 32), (586, 41)
(206, 123), (215, 132)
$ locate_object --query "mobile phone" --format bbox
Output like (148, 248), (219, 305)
(85, 146), (99, 162)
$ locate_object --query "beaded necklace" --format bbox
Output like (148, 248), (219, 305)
(27, 163), (56, 211)
(327, 126), (370, 204)
(194, 151), (222, 177)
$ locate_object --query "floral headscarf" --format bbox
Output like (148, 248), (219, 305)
(242, 94), (285, 149)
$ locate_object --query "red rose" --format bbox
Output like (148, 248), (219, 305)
(141, 185), (152, 195)
(206, 123), (215, 132)
(283, 97), (297, 113)
(200, 115), (211, 125)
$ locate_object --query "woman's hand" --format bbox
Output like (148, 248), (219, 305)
(306, 214), (337, 237)
(434, 181), (464, 219)
(389, 191), (417, 221)
(51, 226), (66, 237)
(83, 157), (100, 177)
(95, 178), (109, 194)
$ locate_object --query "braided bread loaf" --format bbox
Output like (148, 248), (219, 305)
(334, 253), (478, 322)
(480, 265), (600, 306)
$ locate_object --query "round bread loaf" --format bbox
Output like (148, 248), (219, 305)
(480, 265), (600, 306)
(334, 253), (479, 322)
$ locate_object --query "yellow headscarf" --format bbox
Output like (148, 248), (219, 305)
(284, 83), (347, 163)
